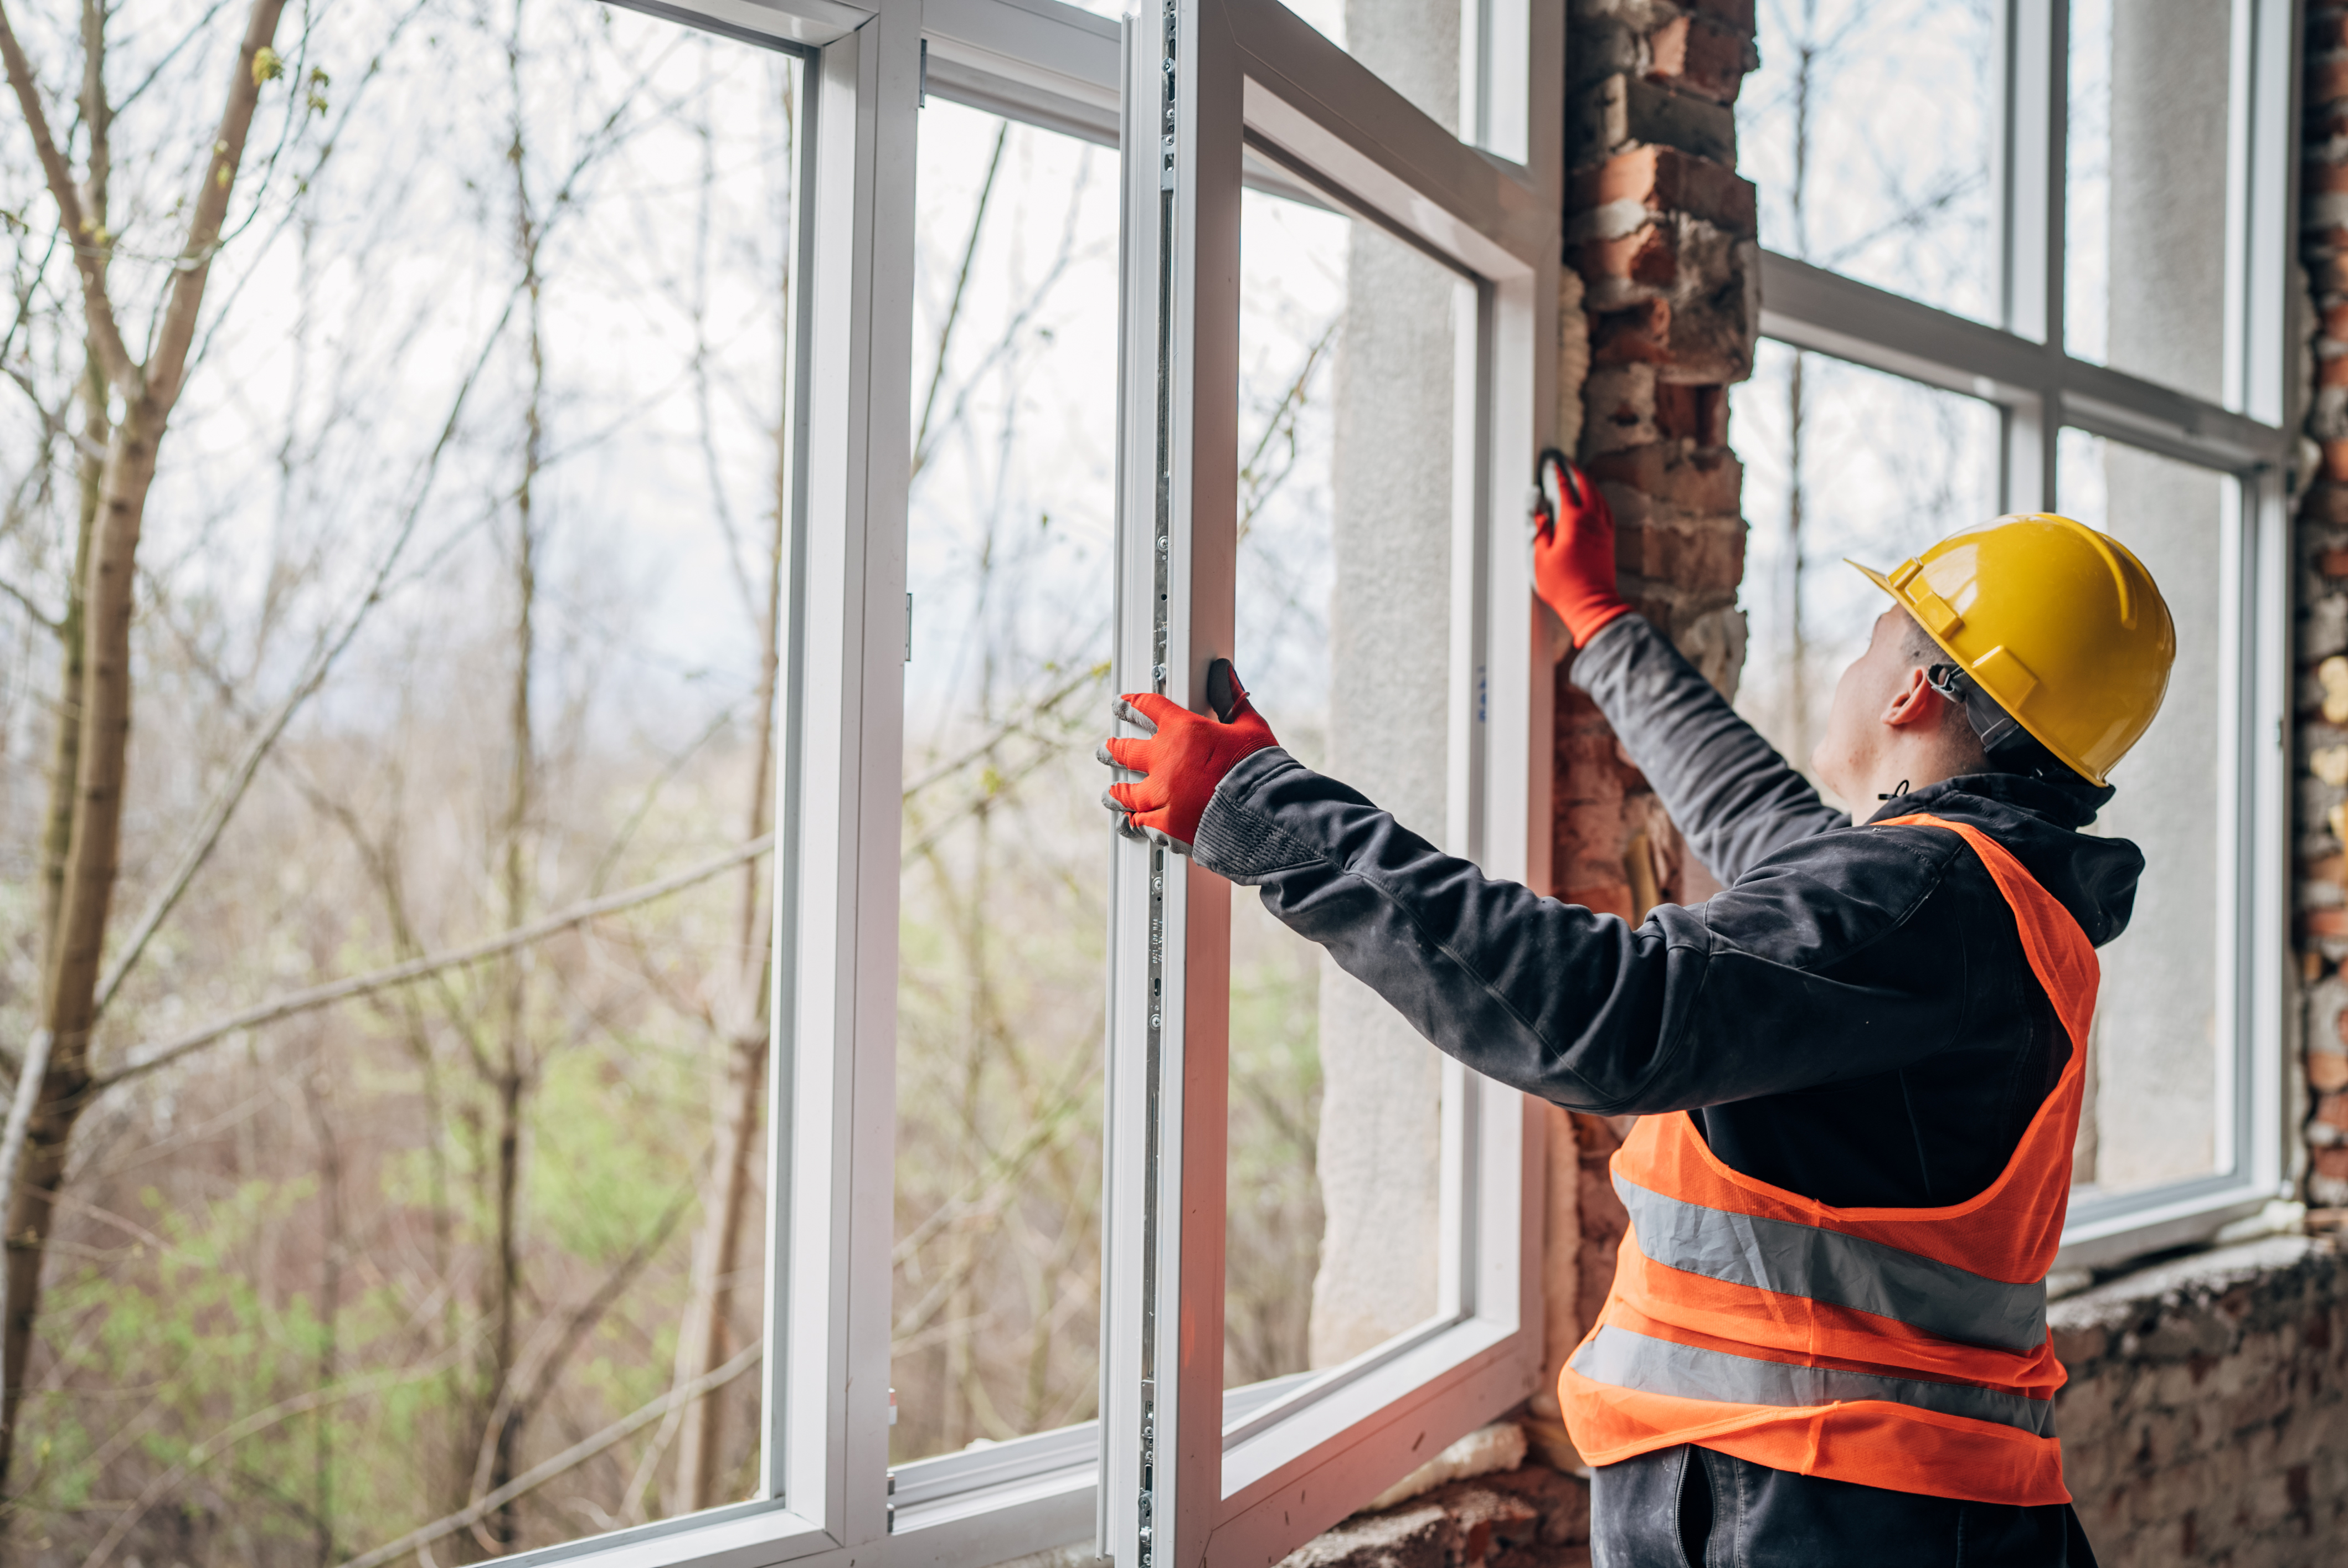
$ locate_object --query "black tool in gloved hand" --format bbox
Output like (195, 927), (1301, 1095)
(1205, 657), (1240, 723)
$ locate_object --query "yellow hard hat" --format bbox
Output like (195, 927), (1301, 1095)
(1849, 514), (2175, 786)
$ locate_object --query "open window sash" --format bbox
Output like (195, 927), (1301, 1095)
(1100, 6), (1562, 1567)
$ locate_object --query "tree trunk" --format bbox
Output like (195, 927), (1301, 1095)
(670, 1033), (766, 1510)
(4, 401), (164, 1487)
(480, 300), (541, 1559)
(476, 17), (547, 1536)
(302, 1067), (344, 1566)
(34, 359), (104, 951)
(668, 387), (787, 1514)
(666, 140), (792, 1505)
(0, 0), (286, 1506)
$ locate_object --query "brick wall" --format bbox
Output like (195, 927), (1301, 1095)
(2300, 2), (2348, 1213)
(1551, 0), (1757, 933)
(2048, 1236), (2348, 1568)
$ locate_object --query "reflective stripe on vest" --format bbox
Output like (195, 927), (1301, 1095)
(1557, 814), (2095, 1508)
(1572, 1324), (2059, 1437)
(1610, 1173), (2051, 1354)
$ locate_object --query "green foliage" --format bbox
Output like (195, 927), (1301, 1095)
(30, 1181), (441, 1551)
(529, 1038), (703, 1266)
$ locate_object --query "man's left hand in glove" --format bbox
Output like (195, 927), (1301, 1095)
(1096, 658), (1277, 854)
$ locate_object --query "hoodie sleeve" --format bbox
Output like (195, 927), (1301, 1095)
(1191, 749), (1985, 1113)
(1568, 615), (1846, 883)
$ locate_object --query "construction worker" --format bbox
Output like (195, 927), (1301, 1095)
(1096, 458), (2174, 1567)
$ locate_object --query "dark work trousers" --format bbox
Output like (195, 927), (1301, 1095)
(1590, 1446), (2100, 1568)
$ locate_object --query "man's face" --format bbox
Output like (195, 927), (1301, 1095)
(1810, 607), (1914, 798)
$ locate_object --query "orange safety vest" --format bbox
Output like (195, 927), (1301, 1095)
(1558, 814), (2094, 1508)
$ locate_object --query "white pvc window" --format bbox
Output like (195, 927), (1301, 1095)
(470, 2), (1562, 1566)
(1101, 5), (1562, 1562)
(1733, 0), (2296, 1272)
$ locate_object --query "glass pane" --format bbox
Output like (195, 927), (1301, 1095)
(1069, 2), (1520, 153)
(1729, 340), (2002, 802)
(2056, 431), (2227, 1196)
(1225, 182), (1454, 1388)
(8, 13), (799, 1559)
(2066, 0), (2232, 399)
(893, 100), (1119, 1462)
(1740, 0), (2001, 323)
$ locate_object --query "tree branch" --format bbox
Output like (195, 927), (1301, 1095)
(89, 833), (774, 1092)
(145, 0), (290, 410)
(463, 1167), (703, 1515)
(335, 1339), (763, 1568)
(0, 0), (133, 383)
(912, 120), (1008, 477)
(94, 243), (537, 1017)
(78, 1335), (480, 1568)
(0, 1025), (49, 1389)
(0, 571), (60, 632)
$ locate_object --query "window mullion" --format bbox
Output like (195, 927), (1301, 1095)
(782, 6), (920, 1548)
(2237, 0), (2296, 427)
(2002, 0), (2058, 508)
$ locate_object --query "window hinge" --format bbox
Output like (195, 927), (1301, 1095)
(905, 592), (913, 662)
(918, 39), (928, 108)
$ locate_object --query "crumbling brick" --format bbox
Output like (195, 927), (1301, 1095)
(1278, 1455), (1592, 1568)
(1642, 13), (1748, 104)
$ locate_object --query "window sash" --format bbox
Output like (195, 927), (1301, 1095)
(1750, 0), (2300, 1273)
(1099, 6), (1561, 1567)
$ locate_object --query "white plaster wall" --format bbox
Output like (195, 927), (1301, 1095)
(1308, 0), (1463, 1367)
(2083, 0), (2230, 1193)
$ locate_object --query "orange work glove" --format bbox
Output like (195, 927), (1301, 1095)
(1097, 659), (1276, 854)
(1532, 450), (1632, 648)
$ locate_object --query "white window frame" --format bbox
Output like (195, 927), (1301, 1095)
(464, 2), (1562, 1567)
(1751, 0), (2301, 1272)
(1098, 4), (1563, 1567)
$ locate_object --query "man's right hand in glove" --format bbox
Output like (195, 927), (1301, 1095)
(1532, 454), (1633, 648)
(1096, 660), (1276, 855)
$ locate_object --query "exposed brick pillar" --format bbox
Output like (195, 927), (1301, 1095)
(1529, 0), (1759, 1445)
(2302, 6), (2348, 1212)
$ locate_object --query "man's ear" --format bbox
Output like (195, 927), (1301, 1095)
(1880, 667), (1940, 730)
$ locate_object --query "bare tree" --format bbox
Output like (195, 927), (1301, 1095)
(0, 0), (290, 1496)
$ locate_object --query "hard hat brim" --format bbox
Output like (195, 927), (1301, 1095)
(1846, 556), (2108, 786)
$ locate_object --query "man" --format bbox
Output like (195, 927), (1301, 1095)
(1097, 462), (2175, 1567)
